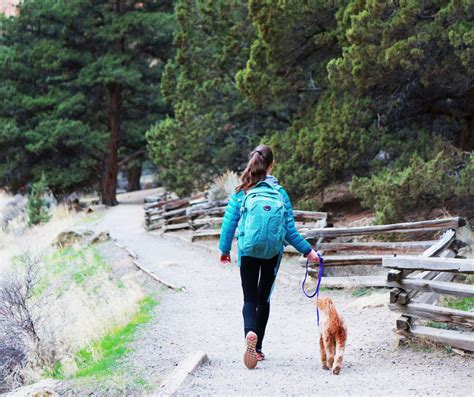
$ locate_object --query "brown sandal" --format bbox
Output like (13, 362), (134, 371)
(243, 331), (258, 369)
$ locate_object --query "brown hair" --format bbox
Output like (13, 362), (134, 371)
(236, 144), (274, 192)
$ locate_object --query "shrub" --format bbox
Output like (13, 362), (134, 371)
(27, 175), (51, 227)
(0, 254), (48, 391)
(455, 155), (474, 196)
(351, 150), (473, 224)
(208, 171), (240, 202)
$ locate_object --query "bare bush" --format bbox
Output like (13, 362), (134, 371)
(208, 171), (239, 202)
(0, 194), (28, 235)
(0, 337), (26, 393)
(0, 254), (56, 392)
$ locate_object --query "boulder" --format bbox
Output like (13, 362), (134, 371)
(53, 229), (110, 247)
(4, 379), (61, 397)
(91, 231), (110, 244)
(322, 182), (356, 205)
(52, 231), (85, 247)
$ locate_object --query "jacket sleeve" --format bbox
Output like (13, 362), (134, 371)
(279, 188), (312, 256)
(218, 192), (242, 254)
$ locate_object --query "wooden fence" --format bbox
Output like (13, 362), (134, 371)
(143, 194), (328, 240)
(383, 252), (474, 352)
(145, 195), (472, 351)
(298, 217), (473, 351)
(298, 217), (467, 271)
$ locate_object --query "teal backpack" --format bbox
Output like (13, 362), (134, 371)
(237, 181), (287, 259)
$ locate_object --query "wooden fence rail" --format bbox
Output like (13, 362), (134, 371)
(144, 195), (472, 351)
(143, 194), (328, 239)
(383, 253), (474, 352)
(302, 217), (465, 239)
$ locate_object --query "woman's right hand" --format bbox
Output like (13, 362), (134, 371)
(220, 253), (231, 265)
(305, 249), (321, 263)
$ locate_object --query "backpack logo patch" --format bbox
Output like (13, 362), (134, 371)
(263, 205), (271, 211)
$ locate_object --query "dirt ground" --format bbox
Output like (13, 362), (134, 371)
(86, 190), (472, 396)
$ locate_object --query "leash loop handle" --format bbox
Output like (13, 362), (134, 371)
(301, 252), (324, 326)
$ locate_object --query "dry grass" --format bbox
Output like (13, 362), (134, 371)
(208, 171), (239, 201)
(0, 196), (81, 272)
(0, 191), (147, 387)
(45, 267), (144, 377)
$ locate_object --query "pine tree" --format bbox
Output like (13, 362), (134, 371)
(0, 0), (175, 204)
(147, 0), (286, 196)
(237, 0), (473, 203)
(328, 0), (474, 153)
(27, 174), (51, 226)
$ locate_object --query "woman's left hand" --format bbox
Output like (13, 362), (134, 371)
(306, 249), (321, 263)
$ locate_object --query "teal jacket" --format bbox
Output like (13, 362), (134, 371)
(218, 175), (312, 260)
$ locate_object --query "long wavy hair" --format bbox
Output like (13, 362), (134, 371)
(236, 144), (274, 192)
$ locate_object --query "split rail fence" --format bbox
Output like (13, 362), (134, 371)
(384, 252), (473, 351)
(145, 194), (472, 351)
(299, 216), (472, 351)
(144, 193), (327, 241)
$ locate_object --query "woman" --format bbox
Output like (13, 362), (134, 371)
(219, 144), (320, 369)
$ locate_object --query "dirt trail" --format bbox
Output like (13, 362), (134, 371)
(91, 191), (472, 396)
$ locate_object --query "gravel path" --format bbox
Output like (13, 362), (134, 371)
(91, 191), (473, 396)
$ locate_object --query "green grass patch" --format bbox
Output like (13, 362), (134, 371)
(426, 320), (449, 330)
(443, 297), (474, 312)
(79, 211), (105, 224)
(71, 296), (158, 379)
(33, 245), (112, 298)
(352, 287), (374, 297)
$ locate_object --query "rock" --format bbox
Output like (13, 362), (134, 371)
(91, 231), (110, 244)
(3, 379), (61, 397)
(321, 183), (357, 205)
(375, 150), (391, 162)
(0, 194), (28, 233)
(53, 229), (109, 247)
(52, 231), (84, 247)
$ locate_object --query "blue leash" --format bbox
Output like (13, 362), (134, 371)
(301, 252), (324, 327)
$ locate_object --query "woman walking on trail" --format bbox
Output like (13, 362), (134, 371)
(218, 144), (320, 369)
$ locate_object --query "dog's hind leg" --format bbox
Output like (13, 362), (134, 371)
(319, 335), (328, 370)
(332, 333), (346, 375)
(325, 335), (335, 369)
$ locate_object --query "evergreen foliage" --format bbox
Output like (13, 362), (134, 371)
(238, 0), (473, 212)
(0, 0), (175, 204)
(147, 0), (286, 196)
(1, 0), (472, 220)
(27, 174), (51, 226)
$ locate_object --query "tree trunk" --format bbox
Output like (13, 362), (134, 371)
(101, 0), (125, 206)
(101, 83), (121, 206)
(127, 163), (142, 192)
(457, 116), (474, 151)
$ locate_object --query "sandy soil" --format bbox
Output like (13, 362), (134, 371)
(88, 190), (473, 396)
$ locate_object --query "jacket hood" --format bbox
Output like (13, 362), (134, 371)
(265, 175), (279, 186)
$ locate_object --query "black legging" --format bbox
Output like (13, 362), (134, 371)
(240, 254), (279, 351)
